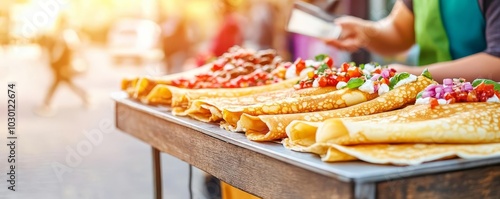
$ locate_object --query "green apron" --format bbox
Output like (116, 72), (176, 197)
(414, 0), (486, 65)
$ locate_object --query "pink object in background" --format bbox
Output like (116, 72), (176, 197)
(291, 33), (338, 62)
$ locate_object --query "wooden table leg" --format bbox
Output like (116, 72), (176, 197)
(152, 147), (162, 199)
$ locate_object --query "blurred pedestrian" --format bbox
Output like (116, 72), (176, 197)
(161, 14), (193, 74)
(36, 17), (89, 116)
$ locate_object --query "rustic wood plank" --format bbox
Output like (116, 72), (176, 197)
(112, 93), (500, 184)
(116, 103), (353, 199)
(377, 164), (500, 199)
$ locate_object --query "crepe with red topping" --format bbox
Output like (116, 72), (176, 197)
(180, 57), (406, 128)
(179, 57), (370, 121)
(122, 46), (301, 105)
(121, 64), (212, 98)
(146, 77), (301, 108)
(415, 78), (500, 107)
(236, 71), (434, 141)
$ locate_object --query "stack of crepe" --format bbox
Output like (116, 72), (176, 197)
(179, 73), (433, 141)
(235, 75), (434, 141)
(283, 103), (500, 165)
(121, 64), (213, 103)
(176, 86), (339, 122)
(146, 77), (301, 109)
(121, 65), (302, 108)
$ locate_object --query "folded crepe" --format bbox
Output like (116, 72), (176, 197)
(237, 75), (434, 141)
(122, 64), (213, 99)
(144, 77), (302, 108)
(290, 103), (500, 147)
(321, 143), (500, 165)
(284, 102), (500, 165)
(179, 86), (338, 122)
(179, 62), (385, 125)
(224, 88), (378, 128)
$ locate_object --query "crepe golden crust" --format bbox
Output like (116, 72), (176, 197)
(142, 77), (302, 110)
(315, 103), (500, 146)
(179, 87), (338, 122)
(286, 103), (500, 151)
(321, 143), (500, 165)
(122, 64), (213, 100)
(238, 76), (434, 141)
(222, 88), (378, 128)
(121, 78), (138, 96)
(283, 111), (397, 152)
(122, 77), (163, 99)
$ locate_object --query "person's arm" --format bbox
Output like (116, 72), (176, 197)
(390, 0), (500, 83)
(391, 53), (500, 82)
(325, 0), (415, 56)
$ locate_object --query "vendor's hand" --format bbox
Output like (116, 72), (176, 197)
(325, 16), (377, 52)
(389, 63), (423, 76)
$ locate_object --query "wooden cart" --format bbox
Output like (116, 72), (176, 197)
(113, 92), (500, 199)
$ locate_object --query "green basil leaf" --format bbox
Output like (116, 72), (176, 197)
(359, 64), (365, 70)
(471, 79), (483, 87)
(398, 72), (410, 80)
(389, 72), (410, 89)
(472, 79), (494, 87)
(316, 63), (329, 73)
(314, 54), (327, 62)
(416, 91), (423, 99)
(389, 77), (398, 89)
(472, 79), (500, 92)
(346, 78), (365, 89)
(421, 68), (433, 80)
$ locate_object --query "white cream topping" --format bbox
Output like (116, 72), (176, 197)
(285, 64), (297, 79)
(415, 97), (449, 105)
(487, 95), (500, 102)
(336, 81), (347, 89)
(312, 78), (319, 88)
(438, 99), (447, 104)
(394, 74), (418, 88)
(362, 63), (376, 76)
(415, 97), (430, 105)
(378, 84), (390, 95)
(300, 67), (314, 77)
(305, 60), (321, 68)
(359, 80), (375, 94)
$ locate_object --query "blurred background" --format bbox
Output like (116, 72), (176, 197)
(0, 0), (406, 198)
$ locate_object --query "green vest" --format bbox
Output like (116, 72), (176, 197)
(414, 0), (487, 65)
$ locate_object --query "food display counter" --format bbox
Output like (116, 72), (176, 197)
(113, 92), (500, 199)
